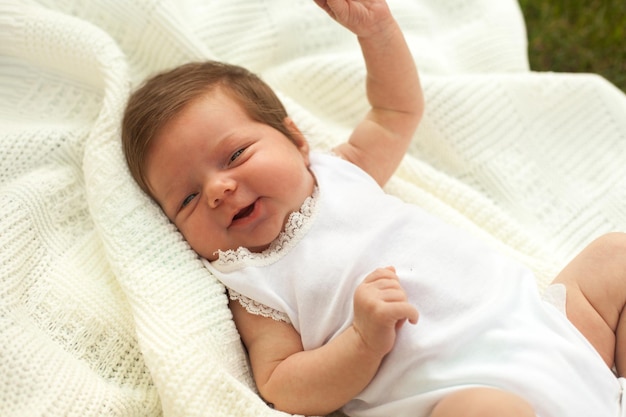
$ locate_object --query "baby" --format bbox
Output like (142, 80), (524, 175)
(122, 1), (626, 416)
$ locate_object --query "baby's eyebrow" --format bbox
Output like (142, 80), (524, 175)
(217, 132), (242, 150)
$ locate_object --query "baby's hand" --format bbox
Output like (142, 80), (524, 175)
(352, 266), (418, 357)
(314, 0), (394, 38)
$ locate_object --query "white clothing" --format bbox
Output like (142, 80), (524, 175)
(205, 152), (622, 417)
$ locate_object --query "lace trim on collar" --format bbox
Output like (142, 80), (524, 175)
(212, 187), (319, 271)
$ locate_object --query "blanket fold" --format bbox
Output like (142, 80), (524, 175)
(1, 1), (625, 416)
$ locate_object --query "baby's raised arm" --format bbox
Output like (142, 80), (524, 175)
(318, 0), (424, 186)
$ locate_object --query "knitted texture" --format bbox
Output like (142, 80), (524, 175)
(1, 1), (625, 417)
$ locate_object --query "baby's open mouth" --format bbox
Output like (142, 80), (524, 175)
(233, 202), (255, 221)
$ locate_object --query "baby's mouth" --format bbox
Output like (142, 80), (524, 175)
(233, 202), (255, 222)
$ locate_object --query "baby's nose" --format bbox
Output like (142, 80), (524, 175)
(205, 175), (236, 208)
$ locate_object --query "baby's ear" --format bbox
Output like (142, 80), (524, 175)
(283, 117), (310, 159)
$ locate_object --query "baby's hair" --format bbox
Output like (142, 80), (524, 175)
(121, 61), (294, 195)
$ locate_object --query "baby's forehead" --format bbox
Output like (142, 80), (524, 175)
(181, 86), (252, 120)
(154, 88), (231, 131)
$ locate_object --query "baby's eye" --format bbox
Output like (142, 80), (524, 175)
(229, 147), (246, 163)
(181, 193), (197, 209)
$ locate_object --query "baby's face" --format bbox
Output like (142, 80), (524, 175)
(144, 89), (315, 260)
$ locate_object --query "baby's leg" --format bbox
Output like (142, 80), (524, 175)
(551, 232), (626, 375)
(429, 387), (535, 417)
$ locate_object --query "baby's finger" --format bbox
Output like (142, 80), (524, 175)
(402, 302), (419, 325)
(386, 301), (419, 326)
(364, 266), (399, 283)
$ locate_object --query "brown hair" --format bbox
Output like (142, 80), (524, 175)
(121, 61), (294, 194)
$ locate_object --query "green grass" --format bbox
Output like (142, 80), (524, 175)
(518, 0), (626, 93)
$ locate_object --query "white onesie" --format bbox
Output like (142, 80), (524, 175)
(205, 152), (622, 417)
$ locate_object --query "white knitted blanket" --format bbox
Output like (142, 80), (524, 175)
(1, 1), (625, 416)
